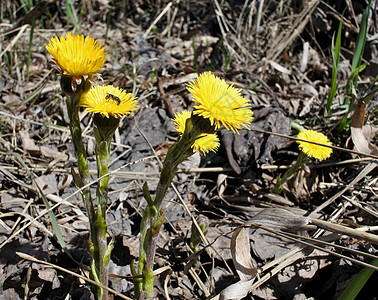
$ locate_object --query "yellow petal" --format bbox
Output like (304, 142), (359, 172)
(78, 85), (139, 118)
(46, 32), (106, 78)
(172, 110), (220, 155)
(297, 130), (333, 161)
(187, 72), (253, 133)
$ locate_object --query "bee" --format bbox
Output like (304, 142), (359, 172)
(105, 94), (121, 105)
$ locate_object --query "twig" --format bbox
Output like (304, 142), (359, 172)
(143, 2), (173, 38)
(17, 252), (132, 300)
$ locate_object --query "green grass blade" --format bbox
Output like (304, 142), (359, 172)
(326, 16), (343, 113)
(26, 19), (35, 82)
(338, 258), (378, 300)
(4, 50), (14, 77)
(336, 114), (351, 132)
(362, 82), (378, 104)
(344, 63), (368, 103)
(19, 0), (30, 13)
(345, 0), (372, 105)
(14, 153), (66, 249)
(192, 37), (198, 73)
(65, 0), (79, 31)
(14, 154), (86, 267)
(351, 0), (371, 75)
(34, 181), (67, 250)
(33, 181), (90, 268)
(371, 75), (378, 86)
(346, 63), (368, 93)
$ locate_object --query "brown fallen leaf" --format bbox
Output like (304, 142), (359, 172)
(33, 174), (58, 195)
(216, 227), (257, 300)
(247, 207), (310, 231)
(351, 99), (378, 155)
(231, 227), (257, 281)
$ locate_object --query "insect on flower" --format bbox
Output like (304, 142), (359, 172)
(105, 94), (121, 106)
(78, 85), (138, 118)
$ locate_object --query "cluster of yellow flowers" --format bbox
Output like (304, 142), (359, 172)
(46, 32), (332, 159)
(46, 32), (255, 155)
(46, 32), (139, 119)
(172, 71), (254, 154)
(46, 31), (334, 298)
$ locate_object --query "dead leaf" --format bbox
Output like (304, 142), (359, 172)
(221, 106), (292, 173)
(217, 227), (257, 300)
(19, 130), (70, 160)
(205, 226), (232, 260)
(288, 165), (318, 203)
(219, 279), (256, 300)
(37, 267), (57, 283)
(231, 227), (257, 281)
(19, 130), (39, 153)
(216, 174), (228, 199)
(351, 100), (378, 155)
(247, 208), (309, 231)
(2, 94), (21, 106)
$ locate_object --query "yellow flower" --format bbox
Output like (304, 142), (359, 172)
(173, 110), (220, 155)
(187, 72), (253, 133)
(46, 32), (106, 79)
(173, 110), (192, 134)
(192, 133), (220, 155)
(297, 130), (333, 161)
(78, 85), (139, 118)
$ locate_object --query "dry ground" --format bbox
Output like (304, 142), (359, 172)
(0, 0), (377, 299)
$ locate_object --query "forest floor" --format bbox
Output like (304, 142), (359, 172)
(0, 1), (377, 299)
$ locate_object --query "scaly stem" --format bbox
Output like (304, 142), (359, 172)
(66, 95), (95, 222)
(66, 94), (105, 298)
(136, 126), (198, 298)
(91, 120), (117, 300)
(136, 114), (216, 298)
(273, 151), (310, 194)
(142, 208), (164, 298)
(61, 77), (114, 300)
(153, 126), (197, 209)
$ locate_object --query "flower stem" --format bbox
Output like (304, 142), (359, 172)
(65, 94), (109, 298)
(64, 84), (115, 300)
(273, 151), (309, 194)
(66, 95), (95, 221)
(136, 127), (197, 298)
(90, 120), (117, 300)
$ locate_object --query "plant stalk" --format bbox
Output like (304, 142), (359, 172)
(136, 118), (200, 298)
(273, 151), (309, 194)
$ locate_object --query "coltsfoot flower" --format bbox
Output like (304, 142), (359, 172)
(46, 32), (106, 80)
(173, 110), (192, 134)
(297, 129), (333, 161)
(187, 72), (253, 133)
(78, 85), (138, 118)
(173, 110), (220, 155)
(192, 134), (220, 155)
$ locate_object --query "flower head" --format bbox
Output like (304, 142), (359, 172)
(192, 133), (220, 155)
(173, 110), (192, 134)
(187, 72), (253, 133)
(173, 110), (220, 155)
(46, 32), (106, 80)
(297, 130), (333, 161)
(78, 85), (139, 118)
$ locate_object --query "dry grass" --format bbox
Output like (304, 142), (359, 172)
(0, 0), (377, 299)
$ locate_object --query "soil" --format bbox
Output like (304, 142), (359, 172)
(0, 1), (377, 299)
